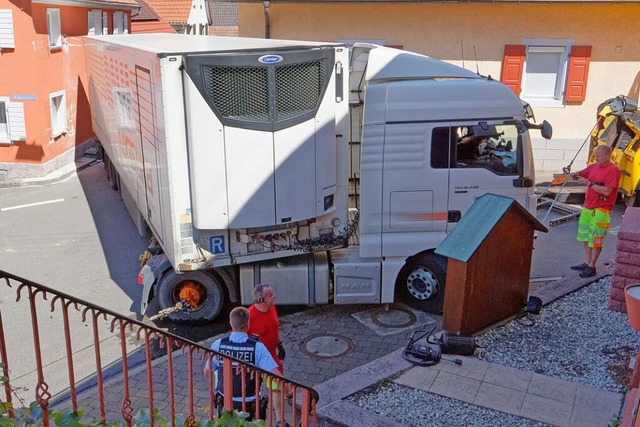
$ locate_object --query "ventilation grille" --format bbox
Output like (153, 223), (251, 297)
(275, 60), (324, 121)
(202, 59), (325, 125)
(203, 66), (269, 122)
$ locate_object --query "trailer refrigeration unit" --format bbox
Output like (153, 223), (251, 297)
(84, 34), (551, 323)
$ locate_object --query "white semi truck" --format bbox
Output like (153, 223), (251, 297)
(84, 34), (551, 323)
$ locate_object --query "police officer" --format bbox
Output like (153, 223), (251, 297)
(203, 306), (280, 418)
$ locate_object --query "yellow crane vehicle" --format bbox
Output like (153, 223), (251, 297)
(590, 95), (640, 207)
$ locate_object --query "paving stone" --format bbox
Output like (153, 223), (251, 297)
(483, 362), (532, 392)
(473, 382), (526, 416)
(520, 393), (572, 426)
(528, 373), (577, 403)
(429, 371), (481, 403)
(438, 355), (489, 381)
(394, 367), (438, 391)
(571, 384), (622, 427)
(361, 349), (411, 378)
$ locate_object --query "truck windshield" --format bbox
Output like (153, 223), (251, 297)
(431, 124), (521, 175)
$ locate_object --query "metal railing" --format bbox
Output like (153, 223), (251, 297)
(0, 270), (318, 426)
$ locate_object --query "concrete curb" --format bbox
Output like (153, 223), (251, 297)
(0, 157), (99, 189)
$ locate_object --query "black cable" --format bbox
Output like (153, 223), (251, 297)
(515, 312), (537, 327)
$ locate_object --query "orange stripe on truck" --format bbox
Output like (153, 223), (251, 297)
(393, 212), (448, 221)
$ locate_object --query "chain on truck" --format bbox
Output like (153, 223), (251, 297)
(84, 34), (552, 324)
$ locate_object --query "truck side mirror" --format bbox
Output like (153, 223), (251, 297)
(525, 120), (553, 140)
(540, 120), (552, 140)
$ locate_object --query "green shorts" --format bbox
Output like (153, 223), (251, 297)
(576, 207), (611, 248)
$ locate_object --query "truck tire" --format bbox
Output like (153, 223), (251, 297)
(396, 252), (447, 314)
(156, 270), (224, 324)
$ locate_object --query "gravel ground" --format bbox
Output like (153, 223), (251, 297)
(347, 276), (639, 426)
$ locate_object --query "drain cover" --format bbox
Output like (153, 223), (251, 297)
(371, 306), (417, 328)
(300, 333), (355, 359)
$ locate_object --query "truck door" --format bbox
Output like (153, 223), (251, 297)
(135, 66), (164, 239)
(445, 122), (526, 231)
(378, 123), (450, 258)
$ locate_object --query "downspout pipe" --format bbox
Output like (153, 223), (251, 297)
(263, 0), (270, 39)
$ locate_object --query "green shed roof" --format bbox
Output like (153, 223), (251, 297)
(435, 193), (547, 263)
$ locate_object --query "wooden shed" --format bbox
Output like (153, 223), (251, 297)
(435, 194), (547, 334)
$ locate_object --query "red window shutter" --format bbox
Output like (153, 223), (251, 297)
(565, 46), (592, 104)
(501, 45), (526, 96)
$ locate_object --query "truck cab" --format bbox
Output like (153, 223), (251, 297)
(336, 45), (548, 312)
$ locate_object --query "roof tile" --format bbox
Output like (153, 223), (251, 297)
(145, 0), (192, 25)
(93, 0), (139, 7)
(133, 0), (161, 20)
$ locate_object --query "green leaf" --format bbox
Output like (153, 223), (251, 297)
(175, 414), (187, 426)
(51, 409), (87, 427)
(0, 418), (17, 427)
(132, 408), (151, 426)
(0, 401), (13, 415)
(28, 403), (43, 420)
(215, 410), (240, 427)
(151, 408), (168, 427)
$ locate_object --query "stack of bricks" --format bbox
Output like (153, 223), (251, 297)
(609, 207), (640, 312)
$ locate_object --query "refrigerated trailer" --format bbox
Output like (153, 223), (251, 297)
(84, 34), (551, 323)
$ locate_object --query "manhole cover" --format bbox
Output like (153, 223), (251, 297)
(300, 333), (355, 359)
(371, 306), (417, 328)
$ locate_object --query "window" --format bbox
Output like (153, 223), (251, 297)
(46, 8), (61, 49)
(501, 41), (591, 106)
(113, 11), (128, 35)
(0, 101), (8, 141)
(0, 9), (15, 49)
(0, 97), (26, 144)
(88, 10), (108, 35)
(431, 123), (521, 176)
(49, 90), (67, 137)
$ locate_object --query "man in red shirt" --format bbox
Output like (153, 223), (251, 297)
(571, 145), (620, 278)
(248, 284), (289, 427)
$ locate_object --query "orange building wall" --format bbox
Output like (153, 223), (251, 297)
(0, 1), (130, 167)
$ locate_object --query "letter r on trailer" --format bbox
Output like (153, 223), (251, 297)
(211, 236), (225, 254)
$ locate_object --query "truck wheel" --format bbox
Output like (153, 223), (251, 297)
(396, 253), (447, 314)
(156, 270), (224, 324)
